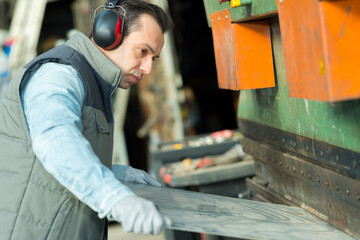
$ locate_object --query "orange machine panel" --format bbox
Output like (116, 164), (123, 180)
(210, 9), (237, 90)
(277, 0), (360, 102)
(233, 21), (275, 90)
(210, 10), (275, 90)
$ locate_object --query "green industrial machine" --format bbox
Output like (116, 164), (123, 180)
(202, 0), (360, 238)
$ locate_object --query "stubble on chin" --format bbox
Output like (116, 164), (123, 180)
(117, 76), (133, 89)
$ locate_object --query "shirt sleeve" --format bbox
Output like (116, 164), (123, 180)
(21, 62), (134, 218)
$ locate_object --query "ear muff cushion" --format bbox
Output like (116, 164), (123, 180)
(92, 10), (124, 50)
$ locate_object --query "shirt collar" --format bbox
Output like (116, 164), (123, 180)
(65, 32), (121, 90)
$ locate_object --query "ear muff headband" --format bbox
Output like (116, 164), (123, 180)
(92, 3), (126, 50)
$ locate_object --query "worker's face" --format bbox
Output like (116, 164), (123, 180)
(104, 14), (164, 89)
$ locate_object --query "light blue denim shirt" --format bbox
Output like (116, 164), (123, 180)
(21, 62), (134, 218)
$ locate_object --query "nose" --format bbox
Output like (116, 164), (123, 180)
(139, 57), (153, 75)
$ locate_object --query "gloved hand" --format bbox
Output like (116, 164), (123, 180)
(110, 195), (171, 234)
(124, 166), (161, 187)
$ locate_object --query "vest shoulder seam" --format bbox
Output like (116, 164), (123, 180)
(10, 155), (37, 238)
(30, 176), (70, 195)
(0, 208), (17, 216)
(0, 170), (28, 180)
(0, 133), (28, 144)
(18, 214), (51, 229)
(2, 96), (20, 103)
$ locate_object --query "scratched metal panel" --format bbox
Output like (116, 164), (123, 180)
(241, 137), (360, 238)
(210, 9), (237, 90)
(126, 183), (355, 240)
(277, 0), (360, 102)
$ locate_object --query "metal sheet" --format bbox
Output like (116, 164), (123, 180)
(125, 183), (354, 240)
(241, 137), (360, 238)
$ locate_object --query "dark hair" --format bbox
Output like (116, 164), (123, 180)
(119, 0), (173, 41)
(90, 1), (173, 44)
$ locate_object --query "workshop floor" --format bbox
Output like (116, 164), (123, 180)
(108, 223), (165, 240)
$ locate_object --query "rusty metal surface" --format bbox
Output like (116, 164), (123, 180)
(238, 118), (360, 179)
(241, 137), (360, 239)
(245, 177), (295, 206)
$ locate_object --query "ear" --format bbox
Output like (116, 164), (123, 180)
(92, 10), (124, 50)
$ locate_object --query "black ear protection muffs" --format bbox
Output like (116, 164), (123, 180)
(92, 0), (126, 50)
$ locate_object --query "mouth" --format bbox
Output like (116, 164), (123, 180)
(131, 75), (142, 84)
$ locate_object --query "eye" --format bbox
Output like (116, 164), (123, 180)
(138, 48), (148, 57)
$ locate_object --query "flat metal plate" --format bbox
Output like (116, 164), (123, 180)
(125, 183), (354, 240)
(241, 136), (360, 238)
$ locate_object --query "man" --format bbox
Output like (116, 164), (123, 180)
(0, 0), (173, 239)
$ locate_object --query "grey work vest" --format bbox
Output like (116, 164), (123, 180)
(0, 33), (120, 240)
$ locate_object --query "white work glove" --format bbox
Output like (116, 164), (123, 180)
(110, 195), (171, 234)
(124, 166), (161, 187)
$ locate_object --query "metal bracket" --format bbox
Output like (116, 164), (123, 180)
(105, 0), (119, 9)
